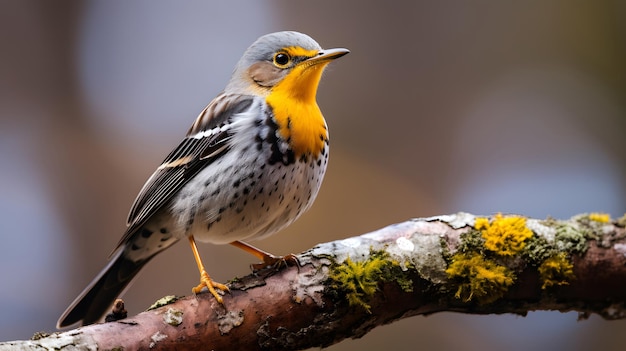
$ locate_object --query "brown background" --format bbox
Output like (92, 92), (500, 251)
(1, 1), (625, 350)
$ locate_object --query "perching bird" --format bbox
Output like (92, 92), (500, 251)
(57, 31), (348, 327)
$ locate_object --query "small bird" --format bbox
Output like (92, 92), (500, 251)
(57, 31), (348, 328)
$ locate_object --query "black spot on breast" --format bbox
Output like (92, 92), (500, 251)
(263, 110), (296, 165)
(140, 229), (153, 238)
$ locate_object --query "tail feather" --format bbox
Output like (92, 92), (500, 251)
(57, 249), (149, 328)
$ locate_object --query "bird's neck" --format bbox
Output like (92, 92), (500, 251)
(266, 90), (328, 160)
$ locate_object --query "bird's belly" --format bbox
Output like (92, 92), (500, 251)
(169, 149), (327, 245)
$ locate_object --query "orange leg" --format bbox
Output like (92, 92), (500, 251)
(230, 241), (299, 271)
(188, 235), (229, 303)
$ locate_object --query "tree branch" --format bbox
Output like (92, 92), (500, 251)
(2, 212), (626, 350)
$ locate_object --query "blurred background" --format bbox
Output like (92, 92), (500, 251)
(1, 1), (625, 350)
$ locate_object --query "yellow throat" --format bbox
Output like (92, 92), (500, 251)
(266, 58), (330, 160)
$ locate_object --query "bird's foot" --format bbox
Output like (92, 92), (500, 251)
(251, 253), (300, 272)
(192, 270), (230, 303)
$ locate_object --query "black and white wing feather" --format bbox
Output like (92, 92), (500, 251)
(116, 94), (254, 249)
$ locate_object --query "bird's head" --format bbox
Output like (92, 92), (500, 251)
(226, 31), (349, 102)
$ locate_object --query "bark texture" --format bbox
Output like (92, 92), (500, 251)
(2, 212), (625, 350)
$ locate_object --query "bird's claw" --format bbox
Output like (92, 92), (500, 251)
(251, 253), (300, 272)
(192, 270), (230, 303)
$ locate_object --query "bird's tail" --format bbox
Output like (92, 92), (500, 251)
(57, 248), (149, 328)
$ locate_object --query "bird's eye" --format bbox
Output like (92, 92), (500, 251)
(273, 52), (291, 67)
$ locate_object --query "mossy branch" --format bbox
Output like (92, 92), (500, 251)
(2, 212), (626, 351)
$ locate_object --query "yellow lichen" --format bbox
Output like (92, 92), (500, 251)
(588, 212), (610, 223)
(474, 217), (490, 230)
(445, 253), (515, 304)
(617, 213), (626, 227)
(538, 252), (575, 289)
(477, 213), (533, 256)
(328, 253), (389, 313)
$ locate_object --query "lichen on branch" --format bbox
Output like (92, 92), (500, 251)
(2, 212), (625, 351)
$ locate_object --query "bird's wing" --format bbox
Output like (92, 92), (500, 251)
(115, 94), (255, 250)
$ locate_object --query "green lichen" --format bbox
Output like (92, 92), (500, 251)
(538, 252), (575, 289)
(524, 234), (556, 263)
(573, 214), (609, 239)
(148, 295), (180, 311)
(396, 275), (414, 293)
(328, 249), (410, 312)
(393, 260), (415, 293)
(163, 307), (184, 326)
(554, 222), (588, 254)
(30, 332), (50, 340)
(617, 214), (626, 227)
(523, 218), (587, 265)
(445, 253), (515, 304)
(458, 228), (486, 253)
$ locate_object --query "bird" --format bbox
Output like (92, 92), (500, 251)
(57, 31), (349, 328)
